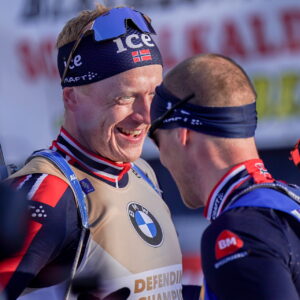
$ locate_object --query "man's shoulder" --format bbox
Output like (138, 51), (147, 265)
(202, 204), (292, 249)
(8, 156), (72, 206)
(9, 156), (70, 185)
(133, 157), (153, 171)
(11, 173), (71, 207)
(132, 158), (158, 183)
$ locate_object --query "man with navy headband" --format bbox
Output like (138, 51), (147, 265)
(0, 4), (188, 300)
(149, 53), (300, 300)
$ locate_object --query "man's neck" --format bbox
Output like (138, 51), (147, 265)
(200, 138), (260, 207)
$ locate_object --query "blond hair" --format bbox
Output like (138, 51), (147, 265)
(56, 3), (110, 48)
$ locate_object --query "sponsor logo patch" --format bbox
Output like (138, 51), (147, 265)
(64, 72), (98, 83)
(248, 161), (273, 183)
(30, 204), (48, 219)
(255, 162), (269, 175)
(128, 202), (163, 247)
(80, 178), (95, 194)
(215, 230), (244, 260)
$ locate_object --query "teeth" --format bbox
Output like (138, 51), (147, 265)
(120, 129), (142, 136)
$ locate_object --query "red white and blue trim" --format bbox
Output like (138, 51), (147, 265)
(204, 159), (274, 221)
(51, 128), (131, 187)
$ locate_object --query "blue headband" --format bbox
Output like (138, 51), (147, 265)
(150, 84), (257, 138)
(57, 27), (163, 87)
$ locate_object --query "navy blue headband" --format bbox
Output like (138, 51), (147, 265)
(57, 27), (163, 87)
(150, 84), (257, 138)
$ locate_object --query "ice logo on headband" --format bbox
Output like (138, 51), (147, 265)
(63, 55), (82, 70)
(113, 33), (156, 54)
(62, 53), (98, 84)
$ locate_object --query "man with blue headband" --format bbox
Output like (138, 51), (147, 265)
(0, 4), (187, 300)
(149, 53), (300, 300)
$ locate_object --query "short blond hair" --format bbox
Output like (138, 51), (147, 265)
(56, 3), (109, 48)
(165, 54), (257, 107)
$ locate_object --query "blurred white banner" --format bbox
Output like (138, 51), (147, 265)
(1, 0), (300, 164)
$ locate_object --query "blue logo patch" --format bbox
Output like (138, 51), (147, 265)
(80, 178), (95, 194)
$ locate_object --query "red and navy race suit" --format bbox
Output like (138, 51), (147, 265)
(0, 134), (94, 299)
(201, 159), (300, 300)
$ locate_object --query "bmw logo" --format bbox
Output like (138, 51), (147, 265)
(127, 202), (163, 247)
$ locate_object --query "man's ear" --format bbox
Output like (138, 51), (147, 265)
(63, 87), (77, 111)
(176, 128), (190, 146)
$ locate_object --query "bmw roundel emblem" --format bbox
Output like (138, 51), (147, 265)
(127, 202), (163, 247)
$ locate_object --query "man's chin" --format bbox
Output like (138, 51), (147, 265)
(118, 148), (143, 163)
(123, 153), (142, 163)
(182, 197), (202, 210)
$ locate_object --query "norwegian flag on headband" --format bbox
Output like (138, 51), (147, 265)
(131, 49), (152, 63)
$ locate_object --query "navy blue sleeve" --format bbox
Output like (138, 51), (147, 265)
(182, 285), (201, 300)
(201, 207), (300, 300)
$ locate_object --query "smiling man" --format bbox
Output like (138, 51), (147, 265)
(0, 5), (184, 300)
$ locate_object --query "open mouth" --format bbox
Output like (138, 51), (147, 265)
(117, 128), (143, 138)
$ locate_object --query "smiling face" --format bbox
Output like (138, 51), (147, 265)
(63, 64), (162, 162)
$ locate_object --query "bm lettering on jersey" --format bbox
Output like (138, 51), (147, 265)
(215, 230), (244, 260)
(218, 237), (237, 250)
(113, 34), (155, 53)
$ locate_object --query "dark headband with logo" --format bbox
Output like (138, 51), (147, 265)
(150, 84), (257, 138)
(57, 7), (163, 87)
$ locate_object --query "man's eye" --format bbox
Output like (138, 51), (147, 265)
(115, 96), (135, 105)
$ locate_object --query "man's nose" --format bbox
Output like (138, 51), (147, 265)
(131, 96), (151, 124)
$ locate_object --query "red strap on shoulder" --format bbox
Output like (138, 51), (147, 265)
(290, 139), (300, 168)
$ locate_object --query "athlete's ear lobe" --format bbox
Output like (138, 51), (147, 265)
(63, 87), (77, 111)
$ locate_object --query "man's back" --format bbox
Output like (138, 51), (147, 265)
(202, 179), (300, 300)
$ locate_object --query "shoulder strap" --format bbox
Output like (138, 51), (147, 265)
(230, 181), (300, 205)
(225, 184), (300, 222)
(29, 149), (90, 299)
(131, 162), (162, 196)
(30, 149), (89, 229)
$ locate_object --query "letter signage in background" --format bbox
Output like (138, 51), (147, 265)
(1, 0), (300, 162)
